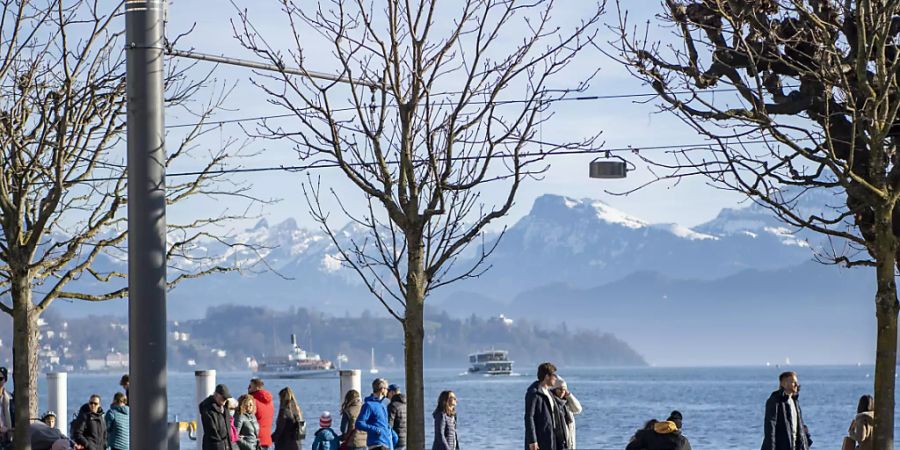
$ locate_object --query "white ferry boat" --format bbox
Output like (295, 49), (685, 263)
(252, 334), (336, 379)
(468, 350), (513, 375)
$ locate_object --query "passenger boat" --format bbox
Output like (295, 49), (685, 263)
(252, 334), (336, 379)
(467, 350), (513, 375)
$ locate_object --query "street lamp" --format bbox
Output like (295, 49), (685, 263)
(589, 154), (633, 179)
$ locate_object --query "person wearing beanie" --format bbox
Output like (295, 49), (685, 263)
(552, 376), (583, 449)
(199, 383), (234, 450)
(312, 412), (340, 450)
(625, 410), (692, 450)
(387, 384), (407, 450)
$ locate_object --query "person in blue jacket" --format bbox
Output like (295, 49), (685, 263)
(354, 378), (398, 450)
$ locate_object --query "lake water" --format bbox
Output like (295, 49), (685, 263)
(19, 365), (900, 449)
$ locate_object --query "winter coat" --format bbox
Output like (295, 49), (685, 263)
(849, 411), (874, 450)
(761, 389), (812, 450)
(524, 381), (559, 450)
(234, 412), (260, 450)
(251, 389), (275, 448)
(272, 407), (303, 450)
(626, 421), (692, 450)
(355, 395), (397, 449)
(0, 387), (11, 436)
(388, 394), (408, 449)
(71, 403), (107, 450)
(105, 404), (130, 450)
(312, 427), (340, 450)
(340, 399), (368, 449)
(29, 422), (68, 450)
(431, 410), (458, 450)
(551, 396), (569, 450)
(561, 393), (582, 449)
(199, 395), (233, 450)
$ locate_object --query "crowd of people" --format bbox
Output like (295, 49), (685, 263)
(0, 364), (883, 450)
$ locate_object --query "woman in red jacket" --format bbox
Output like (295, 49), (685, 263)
(249, 378), (275, 449)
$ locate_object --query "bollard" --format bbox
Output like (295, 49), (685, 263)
(194, 370), (216, 450)
(339, 369), (361, 405)
(168, 421), (180, 450)
(46, 372), (67, 433)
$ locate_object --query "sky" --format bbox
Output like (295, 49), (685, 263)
(157, 0), (748, 232)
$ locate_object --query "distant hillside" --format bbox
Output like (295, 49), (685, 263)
(0, 306), (646, 371)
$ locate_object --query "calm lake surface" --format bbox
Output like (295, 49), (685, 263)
(20, 365), (900, 449)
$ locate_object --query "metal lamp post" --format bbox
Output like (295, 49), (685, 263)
(125, 1), (169, 449)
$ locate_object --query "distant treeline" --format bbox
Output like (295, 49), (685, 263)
(0, 305), (647, 371)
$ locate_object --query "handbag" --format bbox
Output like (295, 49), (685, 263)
(338, 429), (356, 450)
(842, 436), (857, 450)
(297, 419), (307, 440)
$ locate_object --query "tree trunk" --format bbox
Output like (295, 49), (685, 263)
(404, 237), (427, 450)
(873, 209), (899, 450)
(11, 275), (38, 450)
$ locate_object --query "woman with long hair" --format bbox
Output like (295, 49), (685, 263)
(431, 390), (459, 450)
(339, 389), (367, 450)
(845, 395), (875, 450)
(234, 394), (260, 450)
(272, 387), (305, 450)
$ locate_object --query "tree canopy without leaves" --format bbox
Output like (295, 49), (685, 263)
(232, 0), (604, 448)
(613, 1), (900, 449)
(0, 1), (260, 448)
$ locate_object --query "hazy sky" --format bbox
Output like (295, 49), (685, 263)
(158, 1), (747, 231)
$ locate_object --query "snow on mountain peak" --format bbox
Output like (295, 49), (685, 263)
(588, 200), (647, 229)
(650, 223), (718, 241)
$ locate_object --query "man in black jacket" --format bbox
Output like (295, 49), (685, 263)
(199, 384), (234, 450)
(387, 384), (407, 450)
(761, 371), (812, 450)
(71, 394), (107, 450)
(525, 362), (559, 450)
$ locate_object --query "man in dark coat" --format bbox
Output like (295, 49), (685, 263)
(387, 384), (407, 450)
(199, 384), (234, 450)
(761, 371), (812, 450)
(71, 394), (107, 450)
(525, 362), (559, 450)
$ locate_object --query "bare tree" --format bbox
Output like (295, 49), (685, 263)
(0, 1), (259, 448)
(232, 0), (604, 447)
(612, 1), (900, 448)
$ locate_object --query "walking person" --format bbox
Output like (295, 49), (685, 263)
(71, 394), (107, 450)
(625, 411), (692, 450)
(431, 390), (459, 450)
(311, 412), (340, 450)
(272, 387), (305, 450)
(234, 395), (260, 450)
(105, 392), (129, 450)
(339, 389), (367, 450)
(761, 371), (812, 450)
(0, 367), (12, 450)
(249, 378), (275, 450)
(355, 378), (397, 450)
(199, 384), (234, 450)
(387, 384), (407, 450)
(552, 377), (582, 449)
(525, 362), (560, 450)
(843, 395), (874, 450)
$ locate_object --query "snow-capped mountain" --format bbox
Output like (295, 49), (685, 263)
(47, 192), (836, 321)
